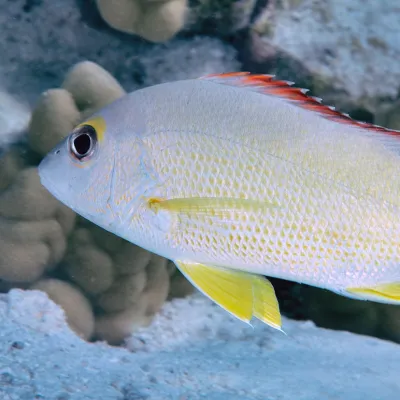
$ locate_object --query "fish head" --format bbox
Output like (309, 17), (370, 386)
(38, 113), (116, 225)
(38, 96), (153, 235)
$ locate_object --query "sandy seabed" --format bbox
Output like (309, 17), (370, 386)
(1, 289), (399, 400)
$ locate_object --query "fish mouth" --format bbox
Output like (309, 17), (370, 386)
(38, 157), (67, 205)
(39, 174), (81, 216)
(39, 174), (64, 203)
(38, 162), (53, 193)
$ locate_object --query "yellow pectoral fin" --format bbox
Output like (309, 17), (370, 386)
(148, 196), (278, 218)
(347, 282), (400, 303)
(175, 260), (282, 330)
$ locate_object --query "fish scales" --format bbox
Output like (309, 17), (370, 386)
(138, 80), (400, 286)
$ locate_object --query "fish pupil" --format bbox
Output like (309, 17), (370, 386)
(69, 124), (97, 161)
(73, 133), (92, 156)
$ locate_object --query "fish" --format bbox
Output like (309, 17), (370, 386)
(38, 72), (400, 332)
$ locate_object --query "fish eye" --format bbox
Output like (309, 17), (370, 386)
(69, 124), (97, 161)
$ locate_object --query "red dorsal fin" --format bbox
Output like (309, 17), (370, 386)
(200, 72), (400, 137)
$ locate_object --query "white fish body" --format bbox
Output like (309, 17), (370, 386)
(39, 73), (400, 330)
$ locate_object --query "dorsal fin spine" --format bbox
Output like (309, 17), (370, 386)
(199, 72), (400, 137)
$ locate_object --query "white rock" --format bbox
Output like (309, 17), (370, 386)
(251, 0), (400, 113)
(0, 90), (30, 147)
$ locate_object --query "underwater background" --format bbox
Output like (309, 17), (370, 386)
(0, 1), (399, 399)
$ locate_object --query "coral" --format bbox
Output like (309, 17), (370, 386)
(1, 0), (240, 103)
(95, 0), (257, 43)
(28, 61), (126, 157)
(61, 61), (126, 120)
(97, 272), (148, 313)
(63, 220), (172, 344)
(27, 89), (80, 157)
(0, 147), (25, 191)
(94, 254), (170, 345)
(0, 165), (75, 283)
(63, 228), (115, 296)
(166, 259), (196, 299)
(28, 89), (80, 156)
(141, 254), (171, 315)
(95, 0), (187, 43)
(31, 278), (95, 340)
(93, 298), (152, 345)
(1, 59), (194, 345)
(168, 268), (195, 299)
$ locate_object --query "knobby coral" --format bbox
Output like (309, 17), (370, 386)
(0, 60), (194, 343)
(31, 278), (95, 340)
(63, 221), (172, 345)
(0, 161), (75, 284)
(96, 0), (187, 43)
(28, 61), (126, 157)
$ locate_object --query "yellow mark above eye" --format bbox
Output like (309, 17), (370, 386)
(77, 116), (107, 143)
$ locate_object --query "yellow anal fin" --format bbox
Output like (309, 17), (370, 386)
(175, 260), (282, 330)
(148, 197), (278, 218)
(347, 282), (400, 303)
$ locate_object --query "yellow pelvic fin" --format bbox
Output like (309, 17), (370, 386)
(347, 282), (400, 302)
(175, 260), (282, 330)
(148, 197), (278, 218)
